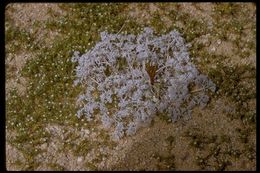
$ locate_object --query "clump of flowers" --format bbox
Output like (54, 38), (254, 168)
(72, 27), (216, 141)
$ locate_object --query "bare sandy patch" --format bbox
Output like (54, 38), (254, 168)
(34, 123), (110, 170)
(6, 138), (26, 171)
(126, 3), (172, 28)
(99, 96), (255, 171)
(6, 3), (64, 29)
(179, 3), (214, 21)
(6, 3), (66, 46)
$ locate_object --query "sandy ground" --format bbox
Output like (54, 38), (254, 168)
(5, 3), (256, 171)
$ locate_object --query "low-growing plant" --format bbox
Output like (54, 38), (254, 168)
(72, 27), (216, 141)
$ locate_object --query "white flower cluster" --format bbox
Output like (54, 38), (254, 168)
(72, 27), (216, 141)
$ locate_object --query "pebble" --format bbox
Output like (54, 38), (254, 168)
(85, 129), (90, 135)
(163, 142), (169, 147)
(41, 143), (47, 149)
(77, 157), (83, 162)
